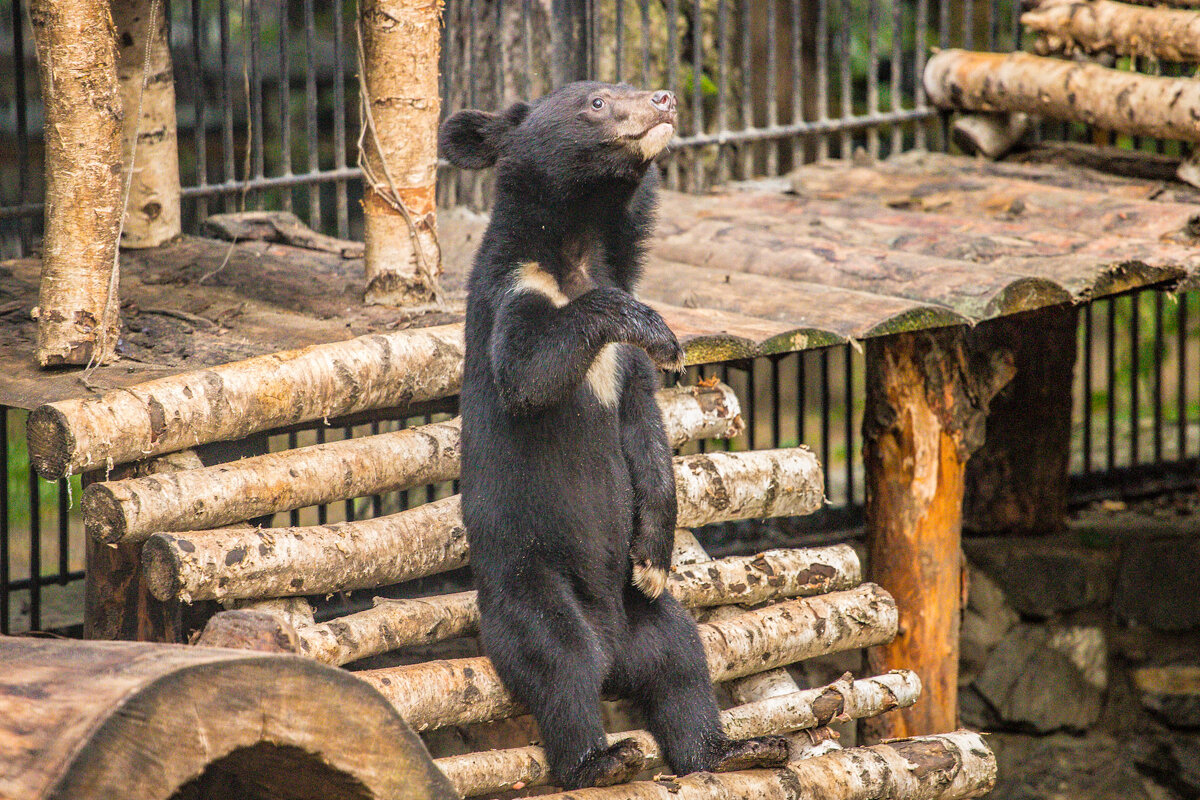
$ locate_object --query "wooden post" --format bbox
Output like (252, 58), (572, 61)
(28, 0), (123, 366)
(111, 0), (181, 248)
(862, 328), (1014, 739)
(358, 0), (443, 306)
(964, 305), (1079, 536)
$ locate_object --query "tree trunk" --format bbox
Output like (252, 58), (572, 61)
(26, 323), (465, 480)
(360, 584), (897, 731)
(0, 637), (457, 800)
(435, 672), (922, 798)
(1024, 0), (1200, 63)
(111, 0), (181, 248)
(862, 328), (1014, 740)
(527, 732), (996, 800)
(293, 543), (861, 666)
(924, 49), (1200, 143)
(28, 0), (123, 367)
(83, 382), (744, 544)
(964, 305), (1079, 536)
(359, 0), (443, 306)
(141, 449), (826, 603)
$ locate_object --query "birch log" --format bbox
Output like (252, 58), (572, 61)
(111, 0), (181, 247)
(359, 584), (898, 730)
(527, 731), (996, 800)
(435, 672), (922, 798)
(28, 0), (123, 367)
(295, 544), (861, 665)
(1023, 0), (1200, 63)
(27, 324), (465, 480)
(359, 0), (443, 306)
(141, 449), (826, 602)
(84, 383), (743, 544)
(924, 50), (1200, 143)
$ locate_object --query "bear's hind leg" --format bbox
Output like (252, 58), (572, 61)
(613, 592), (791, 775)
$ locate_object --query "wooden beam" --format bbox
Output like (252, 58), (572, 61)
(862, 327), (1014, 739)
(28, 0), (123, 366)
(1024, 0), (1200, 63)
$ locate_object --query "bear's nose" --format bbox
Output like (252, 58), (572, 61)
(651, 90), (676, 112)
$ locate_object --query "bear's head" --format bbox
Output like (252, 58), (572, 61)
(439, 82), (677, 187)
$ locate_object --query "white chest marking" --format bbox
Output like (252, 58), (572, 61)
(514, 261), (568, 307)
(586, 344), (622, 408)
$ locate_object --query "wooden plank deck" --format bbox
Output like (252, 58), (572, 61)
(2, 148), (1197, 409)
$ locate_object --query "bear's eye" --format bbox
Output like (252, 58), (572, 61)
(590, 97), (605, 110)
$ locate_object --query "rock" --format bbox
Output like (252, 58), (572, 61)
(1047, 625), (1107, 691)
(965, 536), (1114, 618)
(1134, 666), (1200, 729)
(973, 624), (1104, 733)
(986, 732), (1159, 800)
(1115, 539), (1200, 631)
(1129, 732), (1200, 799)
(961, 567), (1019, 684)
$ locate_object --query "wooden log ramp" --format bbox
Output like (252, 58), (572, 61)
(358, 583), (897, 731)
(84, 382), (744, 544)
(436, 671), (922, 797)
(1023, 0), (1200, 63)
(289, 542), (860, 665)
(0, 637), (457, 800)
(141, 447), (825, 602)
(528, 731), (996, 800)
(924, 49), (1200, 144)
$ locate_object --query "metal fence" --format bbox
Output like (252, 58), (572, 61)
(1, 0), (1197, 633)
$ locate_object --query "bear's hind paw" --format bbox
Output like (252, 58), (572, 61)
(632, 560), (668, 599)
(568, 739), (645, 789)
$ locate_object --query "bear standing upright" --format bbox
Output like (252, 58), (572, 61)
(442, 82), (790, 790)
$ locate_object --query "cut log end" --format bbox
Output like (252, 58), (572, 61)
(141, 533), (186, 602)
(195, 609), (302, 653)
(25, 403), (75, 480)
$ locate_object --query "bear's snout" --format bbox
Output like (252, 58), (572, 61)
(651, 90), (676, 112)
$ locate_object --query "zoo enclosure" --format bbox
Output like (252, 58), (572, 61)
(1, 0), (1196, 633)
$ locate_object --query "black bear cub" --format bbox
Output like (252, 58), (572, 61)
(442, 82), (790, 790)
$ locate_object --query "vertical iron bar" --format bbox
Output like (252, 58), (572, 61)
(191, 0), (209, 221)
(1131, 293), (1140, 466)
(844, 344), (854, 505)
(57, 479), (69, 584)
(666, 0), (679, 188)
(615, 0), (624, 82)
(796, 352), (807, 447)
(816, 0), (830, 158)
(1012, 0), (1022, 48)
(220, 0), (236, 211)
(839, 0), (852, 157)
(765, 0), (779, 175)
(333, 0), (349, 237)
(1179, 293), (1188, 460)
(303, 0), (321, 227)
(716, 0), (729, 182)
(289, 432), (301, 526)
(890, 0), (903, 154)
(371, 421), (383, 516)
(963, 0), (973, 48)
(692, 0), (705, 190)
(771, 357), (782, 448)
(1106, 298), (1117, 470)
(738, 0), (752, 177)
(914, 0), (927, 149)
(986, 0), (997, 50)
(279, 0), (293, 210)
(249, 0), (265, 208)
(28, 466), (40, 631)
(467, 0), (482, 207)
(790, 0), (804, 167)
(1, 409), (9, 634)
(640, 0), (651, 87)
(820, 349), (831, 480)
(552, 0), (589, 86)
(12, 0), (32, 252)
(523, 0), (533, 98)
(344, 426), (355, 521)
(1082, 302), (1093, 473)
(316, 426), (329, 524)
(1154, 291), (1164, 464)
(866, 0), (879, 157)
(425, 413), (436, 503)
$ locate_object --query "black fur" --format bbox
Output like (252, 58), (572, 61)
(448, 82), (790, 790)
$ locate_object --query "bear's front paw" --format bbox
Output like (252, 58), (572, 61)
(644, 334), (686, 374)
(632, 557), (668, 600)
(567, 738), (645, 789)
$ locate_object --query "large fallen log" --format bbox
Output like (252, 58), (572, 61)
(28, 0), (124, 367)
(85, 383), (744, 545)
(358, 584), (897, 730)
(296, 544), (861, 665)
(26, 324), (466, 480)
(528, 731), (996, 800)
(1023, 0), (1200, 63)
(924, 50), (1200, 143)
(0, 637), (457, 800)
(435, 671), (922, 798)
(142, 448), (825, 602)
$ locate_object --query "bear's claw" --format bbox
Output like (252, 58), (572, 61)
(632, 560), (668, 599)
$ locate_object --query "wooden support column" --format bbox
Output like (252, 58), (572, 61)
(965, 305), (1079, 536)
(862, 327), (1014, 739)
(28, 0), (123, 367)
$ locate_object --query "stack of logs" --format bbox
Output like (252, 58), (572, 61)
(926, 0), (1200, 185)
(26, 322), (997, 800)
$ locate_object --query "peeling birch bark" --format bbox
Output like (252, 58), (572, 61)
(84, 383), (743, 544)
(141, 449), (827, 602)
(359, 0), (443, 306)
(359, 584), (897, 731)
(1023, 0), (1200, 63)
(925, 50), (1200, 143)
(434, 671), (922, 798)
(294, 544), (862, 666)
(112, 0), (181, 248)
(27, 324), (465, 480)
(28, 0), (123, 367)
(527, 731), (996, 800)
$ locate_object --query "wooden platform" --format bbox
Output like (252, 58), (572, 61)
(3, 145), (1197, 410)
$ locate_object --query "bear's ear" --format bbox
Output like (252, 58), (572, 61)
(439, 102), (531, 169)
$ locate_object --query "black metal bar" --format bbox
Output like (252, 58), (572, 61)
(771, 357), (782, 449)
(867, 0), (879, 158)
(371, 421), (383, 517)
(28, 462), (40, 631)
(289, 431), (301, 526)
(332, 0), (349, 237)
(1154, 291), (1164, 464)
(716, 0), (729, 182)
(279, 0), (293, 211)
(666, 0), (679, 187)
(671, 107), (938, 148)
(890, 0), (903, 154)
(820, 348), (831, 477)
(249, 0), (265, 208)
(1107, 298), (1117, 470)
(765, 0), (779, 175)
(746, 360), (757, 451)
(316, 426), (329, 525)
(12, 0), (32, 252)
(57, 479), (69, 584)
(640, 0), (651, 87)
(1082, 302), (1093, 473)
(692, 0), (705, 190)
(1131, 293), (1141, 466)
(915, 0), (928, 149)
(615, 0), (624, 83)
(839, 0), (852, 156)
(738, 0), (751, 178)
(551, 0), (588, 86)
(790, 0), (804, 167)
(1, 409), (9, 634)
(190, 0), (208, 221)
(844, 344), (854, 505)
(796, 352), (807, 447)
(963, 0), (973, 48)
(219, 0), (236, 212)
(303, 0), (322, 228)
(1178, 292), (1188, 460)
(817, 0), (830, 158)
(344, 426), (355, 521)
